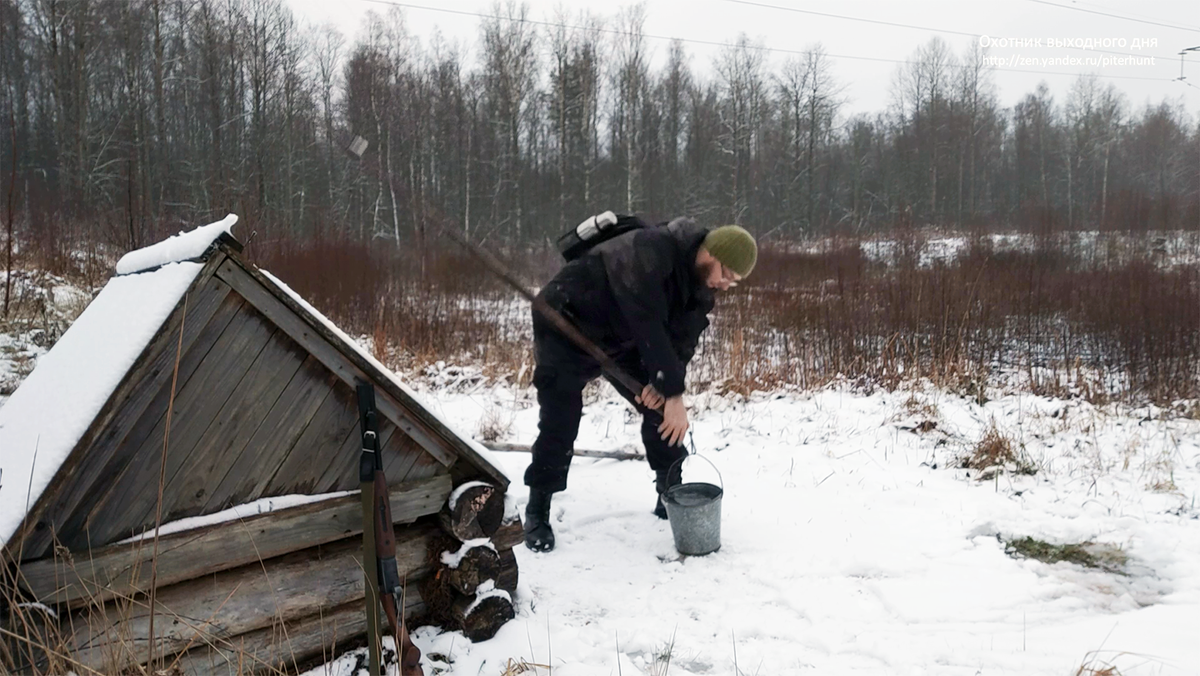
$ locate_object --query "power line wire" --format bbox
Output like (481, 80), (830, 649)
(723, 0), (978, 38)
(351, 0), (1181, 84)
(722, 0), (1199, 63)
(1066, 0), (1200, 32)
(1026, 0), (1200, 33)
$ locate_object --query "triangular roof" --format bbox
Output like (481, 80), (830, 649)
(0, 216), (507, 560)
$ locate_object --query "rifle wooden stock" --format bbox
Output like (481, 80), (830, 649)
(358, 382), (424, 676)
(371, 469), (421, 675)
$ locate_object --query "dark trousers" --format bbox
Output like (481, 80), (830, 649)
(524, 311), (687, 493)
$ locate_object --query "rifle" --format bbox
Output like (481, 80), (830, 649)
(439, 225), (661, 416)
(358, 382), (423, 676)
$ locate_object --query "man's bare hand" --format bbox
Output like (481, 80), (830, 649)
(636, 384), (665, 410)
(658, 396), (689, 446)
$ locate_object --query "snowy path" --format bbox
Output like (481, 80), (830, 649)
(318, 384), (1200, 676)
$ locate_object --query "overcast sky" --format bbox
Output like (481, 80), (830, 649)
(285, 0), (1200, 119)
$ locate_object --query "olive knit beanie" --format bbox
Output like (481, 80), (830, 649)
(703, 225), (758, 278)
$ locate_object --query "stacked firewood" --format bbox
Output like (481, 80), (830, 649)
(422, 482), (521, 641)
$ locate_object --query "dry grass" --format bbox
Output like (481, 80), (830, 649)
(3, 226), (1195, 672)
(476, 405), (514, 443)
(1077, 662), (1123, 676)
(1073, 650), (1147, 676)
(1180, 401), (1200, 420)
(961, 423), (1038, 478)
(649, 631), (677, 676)
(251, 238), (537, 377)
(1004, 537), (1128, 574)
(901, 394), (939, 419)
(236, 229), (1200, 408)
(499, 657), (552, 675)
(0, 527), (340, 676)
(965, 424), (1017, 470)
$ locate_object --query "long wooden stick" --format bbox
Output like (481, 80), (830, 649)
(439, 226), (655, 407)
(480, 441), (644, 461)
(148, 291), (187, 669)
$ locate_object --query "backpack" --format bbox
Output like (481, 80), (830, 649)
(555, 211), (647, 261)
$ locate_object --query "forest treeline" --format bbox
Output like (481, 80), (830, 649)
(1, 0), (1198, 256)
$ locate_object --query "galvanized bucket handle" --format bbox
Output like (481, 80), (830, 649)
(666, 447), (724, 492)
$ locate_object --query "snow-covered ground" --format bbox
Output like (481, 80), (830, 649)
(0, 269), (94, 405)
(2, 229), (1198, 675)
(852, 231), (1200, 269)
(308, 379), (1200, 676)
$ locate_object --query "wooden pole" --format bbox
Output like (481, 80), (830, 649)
(439, 225), (657, 409)
(480, 441), (644, 461)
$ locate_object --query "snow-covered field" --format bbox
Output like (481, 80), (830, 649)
(850, 231), (1200, 270)
(309, 379), (1200, 676)
(2, 227), (1198, 676)
(0, 270), (93, 405)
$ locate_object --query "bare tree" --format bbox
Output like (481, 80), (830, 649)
(777, 44), (841, 231)
(715, 34), (766, 224)
(657, 39), (691, 212)
(479, 0), (536, 241)
(610, 2), (647, 213)
(954, 41), (997, 224)
(312, 22), (345, 224)
(1064, 74), (1123, 229)
(893, 37), (955, 223)
(0, 0), (1194, 255)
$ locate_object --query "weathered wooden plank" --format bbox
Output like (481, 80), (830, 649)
(380, 430), (424, 484)
(266, 380), (360, 496)
(32, 285), (244, 557)
(12, 267), (236, 560)
(310, 423), (365, 496)
(204, 355), (338, 512)
(67, 521), (440, 673)
(159, 330), (308, 523)
(80, 304), (278, 548)
(173, 592), (426, 676)
(19, 475), (451, 609)
(319, 420), (399, 494)
(482, 441), (645, 461)
(215, 259), (509, 486)
(401, 451), (446, 484)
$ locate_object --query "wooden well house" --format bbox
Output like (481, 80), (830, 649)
(0, 217), (521, 674)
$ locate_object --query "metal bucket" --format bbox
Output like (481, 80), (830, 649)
(663, 454), (723, 556)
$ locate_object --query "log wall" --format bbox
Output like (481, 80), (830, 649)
(20, 475), (451, 608)
(67, 521), (439, 674)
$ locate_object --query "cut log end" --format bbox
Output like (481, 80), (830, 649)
(451, 593), (514, 642)
(489, 516), (524, 551)
(441, 483), (505, 541)
(495, 547), (518, 595)
(443, 544), (501, 595)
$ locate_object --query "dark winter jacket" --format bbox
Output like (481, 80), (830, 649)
(537, 217), (715, 398)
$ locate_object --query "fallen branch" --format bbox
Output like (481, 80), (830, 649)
(479, 442), (644, 462)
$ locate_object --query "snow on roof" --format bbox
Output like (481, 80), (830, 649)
(260, 271), (509, 477)
(0, 216), (237, 549)
(115, 214), (238, 275)
(0, 263), (203, 548)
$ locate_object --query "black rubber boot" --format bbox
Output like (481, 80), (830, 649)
(653, 469), (679, 520)
(524, 488), (556, 552)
